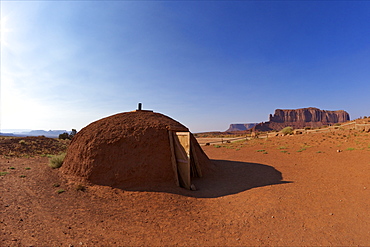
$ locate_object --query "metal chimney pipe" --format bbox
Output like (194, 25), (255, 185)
(138, 103), (142, 111)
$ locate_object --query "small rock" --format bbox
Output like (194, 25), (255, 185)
(329, 213), (333, 216)
(190, 184), (197, 191)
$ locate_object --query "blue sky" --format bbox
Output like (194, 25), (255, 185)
(1, 1), (370, 132)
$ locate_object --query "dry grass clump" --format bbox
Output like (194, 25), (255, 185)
(281, 127), (293, 135)
(48, 153), (66, 169)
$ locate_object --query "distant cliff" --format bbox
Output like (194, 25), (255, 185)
(226, 123), (258, 132)
(254, 107), (350, 131)
(8, 130), (70, 138)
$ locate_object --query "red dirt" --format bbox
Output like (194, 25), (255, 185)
(1, 129), (370, 246)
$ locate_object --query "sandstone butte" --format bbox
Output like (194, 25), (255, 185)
(226, 123), (258, 132)
(253, 107), (350, 131)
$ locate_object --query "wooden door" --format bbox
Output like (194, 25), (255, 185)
(169, 131), (191, 189)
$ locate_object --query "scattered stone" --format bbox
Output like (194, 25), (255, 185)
(190, 184), (197, 191)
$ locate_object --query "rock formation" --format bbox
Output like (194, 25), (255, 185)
(254, 107), (350, 131)
(226, 123), (258, 132)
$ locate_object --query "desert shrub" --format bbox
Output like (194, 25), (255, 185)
(70, 129), (77, 139)
(304, 127), (311, 130)
(281, 127), (293, 135)
(48, 153), (66, 169)
(19, 140), (26, 145)
(76, 184), (86, 192)
(58, 129), (77, 140)
(334, 123), (341, 126)
(58, 132), (70, 140)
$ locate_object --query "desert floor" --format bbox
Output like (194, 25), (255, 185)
(1, 130), (370, 246)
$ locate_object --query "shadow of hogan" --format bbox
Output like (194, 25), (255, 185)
(188, 159), (292, 198)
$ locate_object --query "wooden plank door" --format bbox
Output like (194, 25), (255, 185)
(172, 132), (191, 189)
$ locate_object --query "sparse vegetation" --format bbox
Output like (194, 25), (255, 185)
(346, 147), (355, 151)
(19, 140), (27, 145)
(0, 136), (67, 157)
(58, 129), (77, 140)
(281, 127), (293, 135)
(19, 175), (26, 178)
(0, 172), (9, 176)
(76, 184), (86, 192)
(56, 189), (65, 194)
(25, 167), (31, 170)
(48, 153), (66, 169)
(256, 149), (265, 152)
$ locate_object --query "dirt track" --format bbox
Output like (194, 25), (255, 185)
(1, 130), (370, 246)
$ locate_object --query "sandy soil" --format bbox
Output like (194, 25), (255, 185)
(1, 129), (370, 246)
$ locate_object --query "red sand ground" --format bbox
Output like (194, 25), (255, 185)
(1, 129), (370, 246)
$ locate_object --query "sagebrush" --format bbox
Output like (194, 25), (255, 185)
(48, 153), (66, 169)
